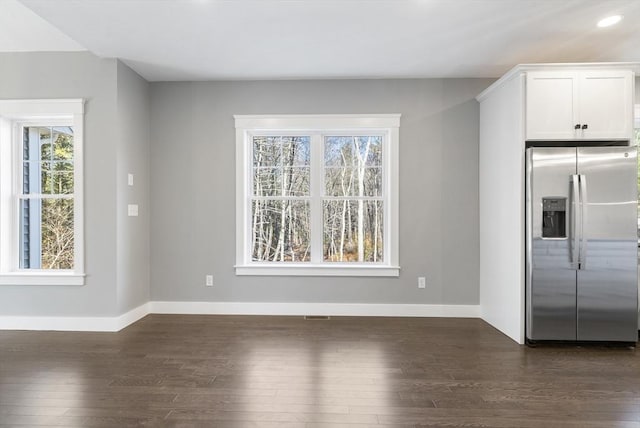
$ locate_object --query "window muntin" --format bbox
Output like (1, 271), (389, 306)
(236, 114), (400, 277)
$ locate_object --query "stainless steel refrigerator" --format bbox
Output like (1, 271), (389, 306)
(526, 146), (638, 343)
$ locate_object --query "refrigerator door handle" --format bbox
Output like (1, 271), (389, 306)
(571, 174), (580, 270)
(579, 174), (588, 269)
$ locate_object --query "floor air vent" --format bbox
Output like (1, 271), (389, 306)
(304, 315), (330, 320)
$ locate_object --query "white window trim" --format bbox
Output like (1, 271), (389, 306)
(0, 99), (85, 286)
(234, 114), (400, 277)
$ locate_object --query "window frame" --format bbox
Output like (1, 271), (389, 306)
(0, 99), (85, 286)
(235, 114), (400, 277)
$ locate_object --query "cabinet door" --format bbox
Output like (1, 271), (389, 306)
(578, 70), (633, 140)
(526, 71), (579, 140)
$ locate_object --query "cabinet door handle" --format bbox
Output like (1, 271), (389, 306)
(574, 124), (581, 129)
(581, 124), (588, 130)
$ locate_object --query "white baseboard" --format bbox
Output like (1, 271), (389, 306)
(115, 302), (150, 331)
(149, 301), (480, 318)
(0, 302), (150, 332)
(0, 301), (480, 332)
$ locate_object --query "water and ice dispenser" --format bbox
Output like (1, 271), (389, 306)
(541, 198), (566, 238)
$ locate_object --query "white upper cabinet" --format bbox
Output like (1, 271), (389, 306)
(526, 70), (633, 141)
(578, 71), (633, 140)
(526, 71), (578, 140)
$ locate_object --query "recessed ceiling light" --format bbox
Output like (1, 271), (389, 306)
(597, 15), (623, 28)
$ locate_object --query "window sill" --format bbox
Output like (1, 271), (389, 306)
(0, 272), (85, 286)
(235, 264), (400, 277)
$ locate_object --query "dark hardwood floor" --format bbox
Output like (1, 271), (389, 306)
(0, 315), (639, 427)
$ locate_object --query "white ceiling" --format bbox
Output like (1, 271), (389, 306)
(0, 0), (85, 52)
(6, 0), (640, 81)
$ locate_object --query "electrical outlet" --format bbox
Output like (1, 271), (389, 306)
(418, 276), (426, 289)
(205, 275), (213, 286)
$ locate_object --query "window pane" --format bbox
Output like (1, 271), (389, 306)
(325, 167), (381, 197)
(325, 167), (356, 196)
(252, 199), (310, 262)
(38, 161), (74, 195)
(253, 167), (281, 196)
(33, 161), (53, 194)
(22, 127), (52, 162)
(41, 171), (53, 194)
(324, 136), (382, 167)
(253, 167), (310, 197)
(282, 136), (310, 166)
(253, 136), (310, 167)
(253, 136), (281, 167)
(40, 141), (52, 160)
(364, 167), (382, 196)
(253, 136), (311, 196)
(22, 127), (72, 162)
(22, 162), (31, 194)
(324, 136), (383, 197)
(361, 136), (382, 166)
(323, 200), (383, 262)
(52, 171), (74, 194)
(19, 199), (31, 268)
(283, 167), (310, 196)
(19, 198), (74, 270)
(324, 136), (353, 167)
(52, 127), (74, 160)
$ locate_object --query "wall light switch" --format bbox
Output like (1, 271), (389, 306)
(205, 275), (214, 286)
(127, 204), (139, 216)
(128, 173), (134, 186)
(418, 277), (426, 289)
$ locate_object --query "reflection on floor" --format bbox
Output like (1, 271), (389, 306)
(0, 315), (639, 427)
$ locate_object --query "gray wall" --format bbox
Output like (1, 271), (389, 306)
(150, 78), (492, 305)
(0, 52), (631, 315)
(116, 61), (151, 313)
(0, 52), (151, 317)
(0, 52), (119, 316)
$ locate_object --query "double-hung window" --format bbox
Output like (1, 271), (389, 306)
(235, 114), (400, 276)
(0, 99), (84, 285)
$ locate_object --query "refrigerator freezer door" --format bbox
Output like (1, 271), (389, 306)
(527, 147), (578, 340)
(576, 147), (638, 342)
